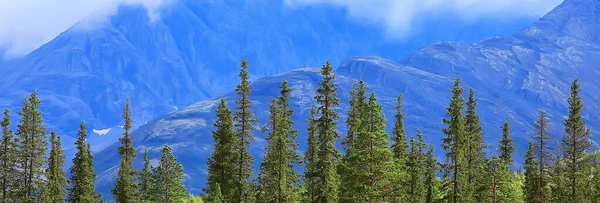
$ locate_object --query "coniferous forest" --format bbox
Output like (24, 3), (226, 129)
(0, 59), (597, 203)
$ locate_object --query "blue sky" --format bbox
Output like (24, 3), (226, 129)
(0, 0), (563, 58)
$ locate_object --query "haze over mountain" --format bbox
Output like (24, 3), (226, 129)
(0, 0), (535, 144)
(87, 0), (600, 196)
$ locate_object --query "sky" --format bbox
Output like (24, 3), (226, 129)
(0, 0), (564, 58)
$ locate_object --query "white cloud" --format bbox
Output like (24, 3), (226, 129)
(285, 0), (563, 36)
(0, 0), (173, 58)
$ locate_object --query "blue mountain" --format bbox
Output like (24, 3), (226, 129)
(90, 0), (600, 196)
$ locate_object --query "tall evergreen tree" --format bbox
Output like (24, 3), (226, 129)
(68, 121), (101, 203)
(407, 130), (426, 203)
(232, 59), (258, 202)
(205, 99), (235, 202)
(303, 106), (319, 202)
(464, 88), (486, 201)
(592, 154), (600, 203)
(41, 131), (67, 203)
(551, 145), (568, 203)
(339, 93), (396, 202)
(139, 149), (152, 202)
(258, 81), (301, 202)
(314, 61), (341, 203)
(425, 143), (440, 203)
(0, 108), (17, 201)
(498, 117), (515, 168)
(149, 143), (187, 202)
(441, 78), (468, 203)
(561, 79), (592, 203)
(16, 91), (47, 201)
(523, 142), (541, 203)
(391, 94), (409, 164)
(533, 110), (552, 202)
(343, 80), (367, 151)
(112, 97), (139, 202)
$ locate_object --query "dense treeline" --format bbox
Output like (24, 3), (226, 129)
(0, 59), (597, 203)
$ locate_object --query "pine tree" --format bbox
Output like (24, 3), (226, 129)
(561, 79), (592, 203)
(258, 80), (301, 203)
(592, 154), (600, 203)
(424, 143), (441, 203)
(232, 59), (258, 202)
(407, 130), (426, 203)
(339, 93), (396, 202)
(139, 149), (152, 202)
(41, 131), (67, 203)
(0, 108), (17, 201)
(16, 91), (47, 201)
(112, 97), (139, 202)
(303, 105), (319, 202)
(523, 142), (541, 203)
(441, 78), (468, 203)
(205, 99), (235, 202)
(343, 80), (367, 151)
(487, 155), (516, 202)
(389, 93), (410, 202)
(314, 61), (341, 203)
(149, 143), (187, 202)
(498, 117), (515, 168)
(68, 121), (101, 202)
(206, 184), (223, 203)
(464, 88), (486, 201)
(551, 145), (568, 203)
(533, 110), (552, 202)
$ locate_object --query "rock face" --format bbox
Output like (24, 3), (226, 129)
(91, 0), (600, 196)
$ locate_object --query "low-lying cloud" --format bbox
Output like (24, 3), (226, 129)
(0, 0), (173, 58)
(285, 0), (563, 36)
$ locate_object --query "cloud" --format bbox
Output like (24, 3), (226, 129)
(285, 0), (563, 36)
(0, 0), (173, 58)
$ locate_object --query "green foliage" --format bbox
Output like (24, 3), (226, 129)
(390, 94), (410, 201)
(561, 79), (592, 203)
(424, 143), (442, 203)
(16, 91), (47, 201)
(232, 59), (259, 202)
(339, 93), (396, 202)
(112, 97), (140, 202)
(407, 130), (426, 202)
(303, 105), (319, 202)
(314, 61), (341, 203)
(139, 149), (152, 201)
(149, 144), (187, 202)
(0, 108), (17, 201)
(343, 80), (367, 152)
(499, 117), (515, 168)
(441, 78), (468, 203)
(205, 98), (235, 202)
(68, 121), (101, 202)
(464, 88), (487, 201)
(41, 131), (68, 203)
(257, 81), (301, 202)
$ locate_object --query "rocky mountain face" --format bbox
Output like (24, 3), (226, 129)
(91, 0), (600, 196)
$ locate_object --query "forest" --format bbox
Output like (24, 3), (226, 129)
(0, 59), (596, 203)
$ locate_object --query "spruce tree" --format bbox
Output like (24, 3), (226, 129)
(339, 93), (396, 202)
(303, 105), (319, 202)
(551, 145), (568, 203)
(314, 61), (341, 203)
(112, 97), (139, 202)
(464, 88), (486, 201)
(41, 131), (67, 203)
(343, 80), (367, 151)
(258, 80), (301, 203)
(498, 117), (515, 168)
(0, 108), (17, 201)
(139, 149), (152, 202)
(424, 143), (440, 203)
(68, 121), (101, 202)
(592, 154), (600, 203)
(441, 78), (468, 203)
(533, 110), (552, 202)
(205, 99), (235, 202)
(390, 93), (410, 202)
(149, 143), (187, 202)
(407, 130), (426, 202)
(16, 91), (47, 201)
(523, 142), (541, 203)
(561, 79), (592, 203)
(232, 59), (258, 202)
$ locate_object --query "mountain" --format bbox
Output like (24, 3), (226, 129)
(0, 0), (535, 146)
(91, 0), (600, 196)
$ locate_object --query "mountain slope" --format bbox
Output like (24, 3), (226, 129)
(93, 0), (600, 196)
